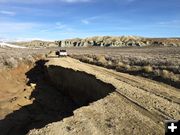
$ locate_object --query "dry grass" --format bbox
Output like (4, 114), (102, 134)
(68, 47), (180, 88)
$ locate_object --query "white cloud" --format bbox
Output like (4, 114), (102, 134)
(81, 16), (102, 24)
(55, 22), (67, 29)
(0, 10), (16, 16)
(54, 22), (75, 32)
(81, 19), (90, 24)
(158, 20), (180, 25)
(155, 20), (180, 29)
(39, 22), (75, 34)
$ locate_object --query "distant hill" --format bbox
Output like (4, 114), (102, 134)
(9, 40), (58, 48)
(0, 42), (27, 48)
(9, 36), (180, 48)
(56, 36), (180, 47)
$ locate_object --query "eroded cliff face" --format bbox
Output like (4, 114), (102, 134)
(8, 36), (180, 48)
(56, 36), (180, 47)
(45, 65), (115, 106)
(0, 57), (115, 135)
(28, 57), (180, 135)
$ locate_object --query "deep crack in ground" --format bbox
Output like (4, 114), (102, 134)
(0, 59), (115, 135)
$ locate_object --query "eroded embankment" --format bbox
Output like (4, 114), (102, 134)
(0, 58), (115, 135)
(45, 57), (180, 120)
(45, 65), (115, 106)
(29, 57), (179, 135)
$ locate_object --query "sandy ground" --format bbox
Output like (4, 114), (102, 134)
(0, 47), (179, 135)
(28, 57), (180, 135)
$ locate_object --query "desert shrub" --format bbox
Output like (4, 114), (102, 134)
(170, 75), (179, 82)
(79, 55), (93, 63)
(4, 57), (18, 68)
(154, 69), (161, 76)
(85, 54), (93, 58)
(116, 62), (132, 71)
(143, 65), (153, 73)
(20, 55), (35, 67)
(167, 72), (179, 82)
(117, 62), (125, 67)
(107, 60), (112, 65)
(160, 69), (180, 82)
(112, 59), (119, 65)
(96, 55), (107, 65)
(130, 66), (142, 71)
(161, 70), (169, 78)
(124, 64), (131, 71)
(86, 57), (94, 63)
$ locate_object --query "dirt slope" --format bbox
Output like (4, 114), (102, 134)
(28, 57), (180, 135)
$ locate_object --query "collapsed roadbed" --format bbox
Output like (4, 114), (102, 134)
(0, 57), (115, 135)
(28, 57), (179, 135)
(0, 56), (179, 135)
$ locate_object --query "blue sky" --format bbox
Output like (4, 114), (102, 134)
(0, 0), (180, 41)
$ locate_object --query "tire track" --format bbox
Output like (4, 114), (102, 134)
(78, 61), (180, 120)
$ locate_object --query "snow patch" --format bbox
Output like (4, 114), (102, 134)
(0, 42), (27, 49)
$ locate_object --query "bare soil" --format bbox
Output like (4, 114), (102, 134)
(0, 47), (179, 135)
(28, 57), (180, 135)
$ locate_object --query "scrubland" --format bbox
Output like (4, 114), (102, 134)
(67, 47), (180, 88)
(0, 46), (179, 135)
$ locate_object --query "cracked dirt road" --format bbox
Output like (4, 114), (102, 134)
(28, 57), (180, 135)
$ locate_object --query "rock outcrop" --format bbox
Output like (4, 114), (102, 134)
(9, 36), (180, 48)
(56, 36), (180, 47)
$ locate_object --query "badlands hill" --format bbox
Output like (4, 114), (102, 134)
(57, 36), (180, 47)
(10, 36), (180, 47)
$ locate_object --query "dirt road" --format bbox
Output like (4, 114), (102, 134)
(29, 57), (180, 135)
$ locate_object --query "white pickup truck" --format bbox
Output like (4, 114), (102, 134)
(56, 50), (67, 57)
